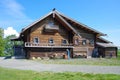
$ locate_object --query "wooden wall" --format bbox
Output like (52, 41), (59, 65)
(105, 47), (117, 58)
(29, 17), (69, 44)
(23, 16), (97, 59)
(29, 48), (68, 59)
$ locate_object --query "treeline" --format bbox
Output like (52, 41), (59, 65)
(0, 28), (22, 56)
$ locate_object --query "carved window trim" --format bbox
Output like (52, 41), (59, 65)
(82, 40), (86, 45)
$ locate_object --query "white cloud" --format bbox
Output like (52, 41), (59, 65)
(4, 27), (19, 37)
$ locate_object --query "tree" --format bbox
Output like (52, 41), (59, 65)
(4, 35), (16, 56)
(4, 35), (23, 56)
(0, 28), (5, 56)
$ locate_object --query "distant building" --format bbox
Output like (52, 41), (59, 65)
(12, 9), (117, 59)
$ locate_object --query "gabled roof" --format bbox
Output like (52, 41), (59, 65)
(20, 9), (105, 38)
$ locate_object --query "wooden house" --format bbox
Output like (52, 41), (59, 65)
(12, 9), (117, 59)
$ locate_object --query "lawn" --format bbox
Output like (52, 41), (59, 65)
(0, 67), (120, 80)
(33, 49), (120, 66)
(34, 58), (120, 66)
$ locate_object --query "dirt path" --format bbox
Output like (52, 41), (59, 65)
(0, 58), (120, 74)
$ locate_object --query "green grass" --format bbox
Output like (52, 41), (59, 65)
(117, 49), (120, 59)
(0, 67), (120, 80)
(34, 58), (120, 66)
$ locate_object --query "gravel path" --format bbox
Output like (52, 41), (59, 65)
(0, 58), (120, 74)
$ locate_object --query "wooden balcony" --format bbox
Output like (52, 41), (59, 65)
(25, 42), (73, 48)
(44, 24), (59, 32)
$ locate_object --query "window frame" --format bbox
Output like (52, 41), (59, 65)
(82, 40), (86, 45)
(61, 39), (68, 45)
(33, 37), (39, 44)
(48, 37), (54, 44)
(89, 39), (94, 45)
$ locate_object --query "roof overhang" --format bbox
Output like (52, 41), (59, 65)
(10, 37), (21, 41)
(96, 42), (117, 48)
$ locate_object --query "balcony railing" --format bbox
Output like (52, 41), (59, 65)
(25, 42), (73, 48)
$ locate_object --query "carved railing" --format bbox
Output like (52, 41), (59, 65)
(25, 42), (73, 48)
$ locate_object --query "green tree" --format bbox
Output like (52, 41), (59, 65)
(4, 35), (23, 56)
(0, 28), (5, 56)
(4, 35), (16, 56)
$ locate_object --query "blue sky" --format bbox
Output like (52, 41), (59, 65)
(0, 0), (120, 46)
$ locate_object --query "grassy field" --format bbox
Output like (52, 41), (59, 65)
(33, 50), (120, 66)
(0, 67), (120, 80)
(34, 58), (120, 66)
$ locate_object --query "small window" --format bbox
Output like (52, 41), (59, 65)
(62, 39), (67, 44)
(82, 40), (86, 45)
(49, 38), (54, 44)
(33, 37), (39, 44)
(89, 39), (94, 45)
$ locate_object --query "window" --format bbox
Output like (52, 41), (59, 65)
(33, 37), (39, 44)
(82, 40), (86, 45)
(48, 38), (54, 46)
(62, 39), (67, 44)
(89, 39), (94, 45)
(49, 38), (54, 44)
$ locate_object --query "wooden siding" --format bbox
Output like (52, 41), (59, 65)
(29, 48), (68, 59)
(29, 17), (70, 45)
(105, 48), (117, 58)
(24, 16), (96, 58)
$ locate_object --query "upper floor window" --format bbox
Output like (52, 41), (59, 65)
(82, 40), (86, 45)
(33, 37), (39, 44)
(49, 38), (54, 44)
(89, 39), (94, 45)
(62, 39), (67, 44)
